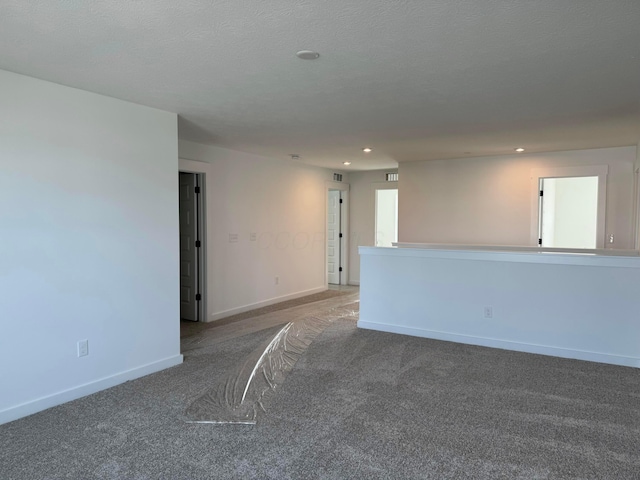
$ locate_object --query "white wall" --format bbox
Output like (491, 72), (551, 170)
(179, 140), (342, 320)
(0, 70), (181, 425)
(347, 170), (398, 284)
(359, 246), (640, 368)
(399, 147), (637, 249)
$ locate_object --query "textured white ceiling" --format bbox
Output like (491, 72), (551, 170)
(1, 1), (639, 170)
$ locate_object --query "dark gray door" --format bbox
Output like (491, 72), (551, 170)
(179, 173), (200, 321)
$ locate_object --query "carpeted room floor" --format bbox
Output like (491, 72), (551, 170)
(1, 296), (639, 479)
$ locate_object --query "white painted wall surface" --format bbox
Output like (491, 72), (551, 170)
(358, 246), (640, 368)
(347, 170), (398, 284)
(0, 70), (181, 424)
(179, 140), (343, 320)
(399, 147), (636, 248)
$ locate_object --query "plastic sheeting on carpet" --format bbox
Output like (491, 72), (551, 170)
(185, 303), (358, 425)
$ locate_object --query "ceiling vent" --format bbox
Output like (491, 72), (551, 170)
(333, 173), (343, 182)
(386, 173), (398, 182)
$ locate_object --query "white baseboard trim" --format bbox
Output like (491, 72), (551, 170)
(348, 281), (360, 286)
(357, 321), (640, 369)
(0, 354), (183, 426)
(208, 286), (327, 322)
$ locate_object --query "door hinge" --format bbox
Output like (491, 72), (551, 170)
(538, 238), (542, 246)
(339, 198), (343, 204)
(339, 233), (343, 238)
(195, 186), (201, 194)
(195, 293), (201, 301)
(339, 267), (343, 272)
(195, 240), (201, 248)
(539, 190), (544, 197)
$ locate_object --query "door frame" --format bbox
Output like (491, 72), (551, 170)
(179, 170), (207, 322)
(326, 181), (349, 286)
(530, 165), (608, 248)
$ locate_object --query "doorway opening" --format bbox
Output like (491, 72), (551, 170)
(531, 166), (607, 249)
(538, 176), (598, 248)
(179, 172), (205, 321)
(375, 188), (398, 247)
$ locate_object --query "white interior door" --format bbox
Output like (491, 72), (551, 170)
(327, 190), (341, 285)
(539, 176), (598, 249)
(179, 172), (200, 321)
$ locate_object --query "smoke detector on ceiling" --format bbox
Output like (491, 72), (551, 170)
(296, 50), (320, 60)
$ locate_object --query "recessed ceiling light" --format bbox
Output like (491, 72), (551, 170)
(290, 154), (300, 160)
(343, 161), (351, 165)
(296, 50), (320, 60)
(515, 147), (525, 153)
(362, 147), (372, 153)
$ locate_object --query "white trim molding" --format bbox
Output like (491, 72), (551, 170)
(209, 286), (327, 321)
(0, 355), (183, 426)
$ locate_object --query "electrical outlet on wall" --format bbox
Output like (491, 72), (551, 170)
(77, 339), (89, 357)
(275, 276), (279, 285)
(483, 306), (493, 319)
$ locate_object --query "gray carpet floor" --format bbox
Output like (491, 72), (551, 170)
(2, 305), (639, 479)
